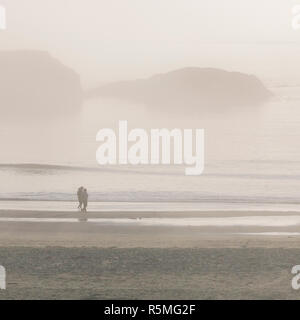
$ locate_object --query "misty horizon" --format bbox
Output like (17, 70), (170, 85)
(1, 0), (300, 86)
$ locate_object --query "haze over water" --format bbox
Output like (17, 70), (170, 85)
(0, 84), (300, 211)
(1, 0), (300, 211)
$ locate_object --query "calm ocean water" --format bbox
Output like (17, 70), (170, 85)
(1, 85), (300, 211)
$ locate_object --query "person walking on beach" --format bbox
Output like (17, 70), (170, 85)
(77, 186), (84, 210)
(82, 188), (88, 213)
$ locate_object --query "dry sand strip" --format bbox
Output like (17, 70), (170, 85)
(0, 247), (300, 300)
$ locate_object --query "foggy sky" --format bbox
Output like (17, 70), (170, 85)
(1, 0), (300, 86)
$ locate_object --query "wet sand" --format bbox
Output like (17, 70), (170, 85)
(1, 209), (300, 299)
(0, 209), (300, 248)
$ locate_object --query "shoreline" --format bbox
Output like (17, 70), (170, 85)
(0, 209), (300, 248)
(2, 209), (300, 218)
(1, 200), (300, 213)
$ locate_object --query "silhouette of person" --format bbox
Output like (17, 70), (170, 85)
(82, 188), (88, 213)
(77, 186), (84, 210)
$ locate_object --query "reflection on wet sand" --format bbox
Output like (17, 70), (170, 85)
(1, 215), (300, 228)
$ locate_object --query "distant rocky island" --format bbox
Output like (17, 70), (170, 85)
(87, 67), (272, 109)
(0, 51), (272, 113)
(0, 50), (83, 113)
